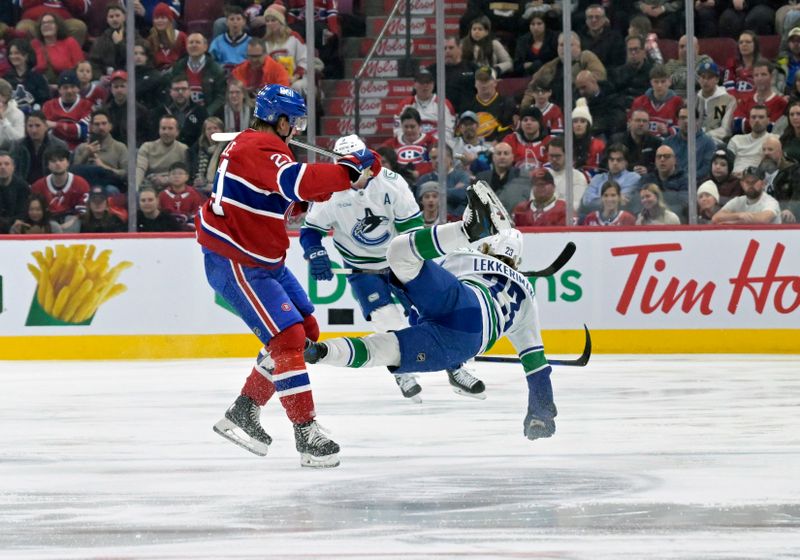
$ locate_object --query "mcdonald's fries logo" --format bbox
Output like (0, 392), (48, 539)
(25, 244), (133, 326)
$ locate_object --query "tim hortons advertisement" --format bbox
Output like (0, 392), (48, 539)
(0, 230), (797, 351)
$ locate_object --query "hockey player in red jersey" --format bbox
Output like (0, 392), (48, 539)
(196, 84), (380, 468)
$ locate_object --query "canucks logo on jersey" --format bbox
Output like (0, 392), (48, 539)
(351, 208), (390, 246)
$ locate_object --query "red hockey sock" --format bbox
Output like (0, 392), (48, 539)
(241, 347), (276, 406)
(269, 323), (316, 424)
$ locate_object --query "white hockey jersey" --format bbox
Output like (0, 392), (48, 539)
(303, 169), (424, 270)
(440, 251), (543, 357)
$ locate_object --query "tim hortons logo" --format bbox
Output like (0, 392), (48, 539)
(612, 240), (800, 316)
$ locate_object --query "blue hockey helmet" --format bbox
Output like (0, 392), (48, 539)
(253, 84), (308, 131)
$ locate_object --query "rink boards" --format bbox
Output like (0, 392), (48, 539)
(0, 227), (798, 359)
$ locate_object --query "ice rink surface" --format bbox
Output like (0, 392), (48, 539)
(1, 355), (799, 560)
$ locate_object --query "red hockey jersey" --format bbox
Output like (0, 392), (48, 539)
(196, 129), (353, 268)
(381, 133), (436, 175)
(159, 186), (205, 228)
(731, 91), (788, 134)
(42, 96), (93, 150)
(630, 93), (683, 137)
(502, 131), (551, 170)
(31, 173), (89, 219)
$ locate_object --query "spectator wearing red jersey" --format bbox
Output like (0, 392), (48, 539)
(513, 168), (567, 227)
(381, 107), (437, 181)
(75, 61), (108, 108)
(630, 64), (683, 138)
(145, 2), (186, 72)
(30, 13), (84, 83)
(231, 38), (291, 97)
(722, 30), (759, 99)
(731, 59), (788, 135)
(582, 180), (636, 226)
(16, 0), (89, 47)
(42, 70), (93, 150)
(31, 145), (89, 232)
(502, 105), (550, 173)
(524, 79), (563, 135)
(158, 161), (204, 230)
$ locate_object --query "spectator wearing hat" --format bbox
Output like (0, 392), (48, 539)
(463, 65), (516, 142)
(158, 161), (204, 230)
(394, 69), (456, 145)
(145, 2), (187, 72)
(760, 135), (800, 223)
(512, 168), (567, 227)
(712, 166), (781, 224)
(451, 110), (492, 174)
(778, 27), (800, 93)
(696, 180), (721, 224)
(427, 36), (477, 115)
(3, 38), (51, 112)
(728, 104), (779, 175)
(524, 79), (563, 135)
(103, 69), (152, 146)
(664, 104), (717, 179)
(636, 183), (681, 225)
(9, 110), (68, 185)
(414, 145), (471, 216)
(80, 185), (126, 233)
(544, 136), (589, 210)
(731, 60), (788, 135)
(381, 107), (437, 180)
(583, 180), (637, 227)
(209, 5), (252, 68)
(581, 144), (641, 215)
(42, 70), (93, 150)
(30, 13), (85, 83)
(16, 0), (89, 48)
(231, 38), (291, 97)
(574, 70), (626, 142)
(72, 108), (128, 191)
(31, 145), (90, 232)
(513, 15), (559, 77)
(571, 98), (605, 175)
(630, 64), (683, 138)
(262, 5), (311, 95)
(460, 15), (512, 78)
(0, 78), (24, 150)
(502, 105), (551, 173)
(415, 181), (457, 226)
(522, 32), (606, 109)
(135, 114), (189, 191)
(704, 148), (742, 205)
(154, 74), (208, 149)
(0, 150), (30, 234)
(696, 60), (736, 146)
(610, 109), (662, 176)
(136, 185), (180, 232)
(88, 3), (128, 80)
(169, 34), (226, 119)
(611, 35), (654, 108)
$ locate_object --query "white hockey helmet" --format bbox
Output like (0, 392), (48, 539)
(334, 134), (367, 155)
(487, 228), (523, 268)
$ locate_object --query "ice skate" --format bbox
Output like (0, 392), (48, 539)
(446, 365), (486, 400)
(213, 395), (272, 456)
(463, 180), (513, 242)
(394, 373), (422, 403)
(293, 420), (341, 468)
(523, 404), (557, 440)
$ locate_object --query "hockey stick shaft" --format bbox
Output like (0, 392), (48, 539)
(474, 324), (592, 367)
(210, 132), (341, 159)
(521, 242), (577, 277)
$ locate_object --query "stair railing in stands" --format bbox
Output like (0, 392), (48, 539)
(354, 0), (413, 135)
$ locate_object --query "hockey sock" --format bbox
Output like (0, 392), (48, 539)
(268, 323), (316, 424)
(320, 332), (401, 368)
(522, 347), (555, 418)
(241, 347), (276, 406)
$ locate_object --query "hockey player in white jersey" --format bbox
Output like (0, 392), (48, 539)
(300, 134), (486, 402)
(305, 182), (558, 441)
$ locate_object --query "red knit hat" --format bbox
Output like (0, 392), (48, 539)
(152, 3), (175, 22)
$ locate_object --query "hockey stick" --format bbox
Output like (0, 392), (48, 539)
(210, 132), (341, 160)
(474, 324), (592, 367)
(520, 242), (577, 278)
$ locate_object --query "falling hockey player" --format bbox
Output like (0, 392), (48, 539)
(299, 134), (486, 402)
(195, 84), (381, 468)
(305, 182), (559, 441)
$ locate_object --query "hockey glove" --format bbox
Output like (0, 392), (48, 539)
(304, 246), (334, 281)
(336, 148), (382, 182)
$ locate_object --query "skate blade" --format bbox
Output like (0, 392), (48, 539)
(300, 452), (340, 468)
(405, 394), (423, 404)
(451, 386), (487, 400)
(213, 419), (270, 457)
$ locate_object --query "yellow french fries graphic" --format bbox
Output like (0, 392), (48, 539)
(27, 244), (133, 323)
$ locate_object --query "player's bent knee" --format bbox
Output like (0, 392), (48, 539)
(387, 235), (422, 283)
(370, 304), (407, 332)
(268, 323), (307, 371)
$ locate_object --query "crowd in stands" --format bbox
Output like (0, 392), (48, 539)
(1, 0), (800, 234)
(0, 0), (342, 234)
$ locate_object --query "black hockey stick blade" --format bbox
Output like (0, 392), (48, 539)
(475, 324), (592, 367)
(521, 242), (577, 277)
